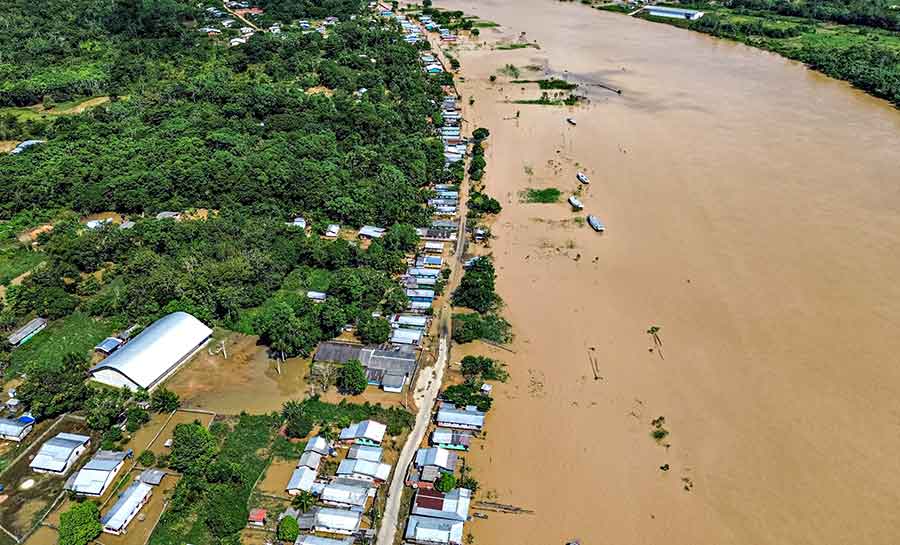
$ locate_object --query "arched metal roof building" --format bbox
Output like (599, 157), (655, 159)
(89, 312), (212, 391)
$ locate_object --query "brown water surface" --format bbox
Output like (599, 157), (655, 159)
(433, 1), (900, 544)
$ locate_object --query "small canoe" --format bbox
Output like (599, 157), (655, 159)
(587, 215), (605, 232)
(568, 196), (584, 210)
(566, 117), (577, 126)
(576, 172), (590, 184)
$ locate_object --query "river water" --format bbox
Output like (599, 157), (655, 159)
(434, 1), (900, 544)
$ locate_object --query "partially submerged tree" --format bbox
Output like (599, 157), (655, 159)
(58, 501), (101, 545)
(338, 359), (368, 395)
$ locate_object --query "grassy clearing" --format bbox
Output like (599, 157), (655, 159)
(0, 96), (110, 122)
(473, 20), (499, 28)
(522, 188), (562, 203)
(9, 312), (116, 375)
(0, 246), (43, 285)
(289, 397), (414, 436)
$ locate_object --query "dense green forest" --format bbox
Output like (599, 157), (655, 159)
(0, 0), (453, 373)
(597, 0), (900, 106)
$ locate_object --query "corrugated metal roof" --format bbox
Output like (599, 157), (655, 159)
(30, 433), (90, 473)
(295, 535), (354, 545)
(102, 481), (152, 532)
(347, 444), (383, 462)
(336, 458), (391, 481)
(338, 420), (386, 443)
(415, 447), (457, 471)
(411, 487), (471, 521)
(314, 342), (363, 364)
(0, 418), (31, 437)
(405, 515), (463, 544)
(287, 466), (317, 492)
(314, 507), (361, 533)
(319, 482), (371, 507)
(90, 312), (211, 390)
(298, 451), (321, 470)
(436, 403), (485, 429)
(304, 436), (330, 455)
(8, 317), (47, 345)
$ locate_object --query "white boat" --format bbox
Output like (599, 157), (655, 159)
(576, 172), (590, 184)
(567, 196), (584, 210)
(566, 117), (577, 126)
(587, 215), (605, 232)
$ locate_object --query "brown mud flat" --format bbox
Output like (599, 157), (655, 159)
(432, 0), (900, 544)
(165, 333), (308, 414)
(256, 458), (296, 499)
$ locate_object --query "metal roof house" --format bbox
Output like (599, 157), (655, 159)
(101, 481), (153, 535)
(389, 314), (428, 330)
(314, 342), (363, 364)
(405, 515), (464, 545)
(336, 458), (391, 483)
(414, 447), (458, 473)
(430, 428), (471, 451)
(305, 436), (331, 456)
(89, 312), (212, 391)
(435, 403), (485, 431)
(411, 487), (471, 521)
(644, 5), (705, 20)
(406, 289), (435, 302)
(30, 433), (91, 474)
(8, 317), (47, 347)
(358, 225), (386, 239)
(306, 291), (327, 303)
(287, 466), (318, 495)
(347, 444), (383, 462)
(339, 420), (386, 445)
(65, 450), (129, 496)
(311, 507), (361, 535)
(296, 535), (354, 545)
(359, 346), (417, 392)
(318, 481), (372, 509)
(298, 451), (322, 471)
(94, 337), (124, 355)
(390, 328), (423, 347)
(0, 417), (33, 442)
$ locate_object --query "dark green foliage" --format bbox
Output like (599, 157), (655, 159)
(435, 472), (457, 492)
(282, 397), (413, 436)
(338, 359), (368, 395)
(384, 223), (420, 253)
(125, 406), (150, 432)
(58, 501), (102, 545)
(442, 382), (492, 412)
(451, 312), (512, 344)
(357, 314), (392, 344)
(510, 78), (577, 90)
(278, 516), (300, 541)
(84, 388), (130, 430)
(17, 352), (91, 419)
(151, 387), (181, 413)
(169, 421), (217, 473)
(204, 484), (248, 537)
(468, 191), (501, 216)
(460, 355), (508, 382)
(138, 449), (156, 467)
(472, 127), (490, 140)
(452, 258), (499, 313)
(102, 427), (123, 451)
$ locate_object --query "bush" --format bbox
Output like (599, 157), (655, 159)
(460, 355), (508, 381)
(125, 406), (150, 432)
(278, 516), (300, 541)
(357, 315), (391, 344)
(467, 191), (501, 216)
(453, 258), (499, 313)
(204, 484), (248, 537)
(286, 413), (314, 439)
(452, 313), (512, 344)
(338, 359), (368, 395)
(472, 127), (490, 141)
(442, 382), (492, 412)
(523, 188), (561, 203)
(138, 449), (156, 467)
(151, 387), (180, 412)
(58, 501), (101, 545)
(169, 422), (218, 472)
(435, 472), (457, 492)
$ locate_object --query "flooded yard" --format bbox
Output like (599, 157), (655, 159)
(255, 458), (296, 499)
(142, 411), (214, 458)
(0, 418), (97, 539)
(165, 333), (309, 414)
(97, 470), (178, 545)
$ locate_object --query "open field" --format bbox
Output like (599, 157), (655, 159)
(165, 333), (308, 414)
(8, 313), (117, 376)
(0, 96), (110, 122)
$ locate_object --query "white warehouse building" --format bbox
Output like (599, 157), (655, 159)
(89, 312), (212, 391)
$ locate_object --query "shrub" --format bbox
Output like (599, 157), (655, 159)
(286, 414), (314, 439)
(204, 484), (248, 537)
(58, 501), (101, 545)
(442, 382), (492, 412)
(338, 359), (368, 395)
(151, 387), (180, 412)
(435, 472), (457, 492)
(460, 355), (507, 381)
(452, 313), (512, 344)
(138, 450), (156, 467)
(278, 516), (300, 541)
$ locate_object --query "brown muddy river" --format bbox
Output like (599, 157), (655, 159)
(432, 0), (900, 544)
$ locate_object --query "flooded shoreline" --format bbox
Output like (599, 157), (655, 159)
(437, 0), (900, 543)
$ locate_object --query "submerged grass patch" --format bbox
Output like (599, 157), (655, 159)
(522, 188), (562, 203)
(511, 78), (578, 90)
(496, 42), (540, 50)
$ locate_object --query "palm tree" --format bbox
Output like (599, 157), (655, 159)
(292, 490), (315, 512)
